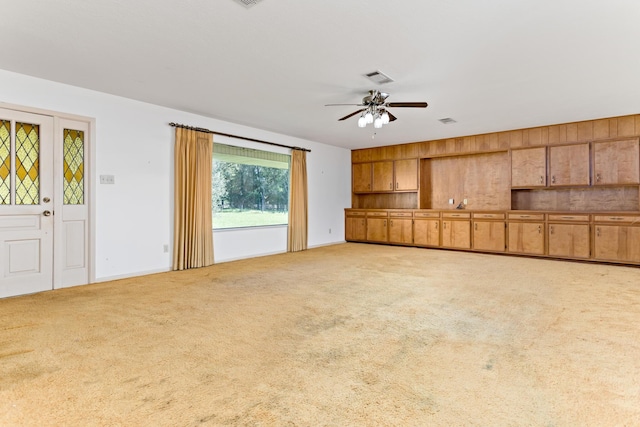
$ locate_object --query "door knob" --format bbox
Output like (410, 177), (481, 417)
(43, 210), (52, 217)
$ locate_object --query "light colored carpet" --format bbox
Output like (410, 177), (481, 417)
(1, 243), (639, 426)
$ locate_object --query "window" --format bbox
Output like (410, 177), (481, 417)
(212, 143), (289, 229)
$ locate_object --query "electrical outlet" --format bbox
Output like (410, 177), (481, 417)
(329, 228), (332, 234)
(100, 175), (115, 184)
(448, 198), (455, 204)
(163, 244), (169, 253)
(463, 198), (468, 205)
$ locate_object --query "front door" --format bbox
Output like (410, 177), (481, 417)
(0, 109), (54, 298)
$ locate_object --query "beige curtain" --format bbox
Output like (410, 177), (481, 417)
(288, 149), (308, 252)
(173, 127), (214, 270)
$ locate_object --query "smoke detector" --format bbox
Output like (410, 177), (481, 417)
(232, 0), (263, 8)
(364, 70), (394, 85)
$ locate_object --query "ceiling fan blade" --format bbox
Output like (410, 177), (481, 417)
(325, 103), (365, 107)
(338, 109), (365, 121)
(387, 111), (398, 122)
(386, 102), (428, 108)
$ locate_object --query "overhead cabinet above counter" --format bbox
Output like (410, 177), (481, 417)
(352, 159), (418, 193)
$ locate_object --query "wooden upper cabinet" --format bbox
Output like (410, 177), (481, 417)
(394, 158), (418, 191)
(372, 161), (394, 192)
(511, 147), (546, 187)
(593, 139), (640, 185)
(549, 143), (590, 186)
(352, 163), (372, 193)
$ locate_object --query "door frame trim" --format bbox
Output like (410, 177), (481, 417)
(1, 101), (96, 287)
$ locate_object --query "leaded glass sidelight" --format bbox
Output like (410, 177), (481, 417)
(0, 120), (10, 204)
(15, 122), (40, 205)
(63, 129), (84, 205)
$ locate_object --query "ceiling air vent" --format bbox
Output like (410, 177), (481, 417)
(364, 70), (394, 85)
(439, 118), (457, 124)
(232, 0), (263, 8)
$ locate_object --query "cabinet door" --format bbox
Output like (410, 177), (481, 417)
(394, 159), (418, 191)
(549, 144), (590, 186)
(389, 218), (413, 244)
(345, 216), (367, 241)
(508, 222), (545, 255)
(372, 161), (394, 192)
(593, 139), (640, 185)
(441, 220), (471, 249)
(594, 225), (640, 263)
(511, 147), (546, 187)
(473, 221), (506, 252)
(414, 219), (440, 246)
(366, 218), (388, 242)
(352, 163), (372, 193)
(548, 223), (590, 258)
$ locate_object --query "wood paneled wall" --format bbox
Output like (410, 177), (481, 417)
(425, 152), (510, 210)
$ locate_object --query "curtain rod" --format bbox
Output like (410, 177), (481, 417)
(169, 122), (311, 153)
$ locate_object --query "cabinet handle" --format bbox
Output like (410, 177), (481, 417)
(443, 222), (447, 230)
(390, 220), (393, 226)
(539, 176), (544, 184)
(435, 222), (438, 230)
(368, 183), (370, 189)
(596, 173), (601, 183)
(538, 225), (541, 234)
(389, 183), (392, 190)
(520, 215), (530, 218)
(596, 227), (600, 237)
(396, 182), (399, 189)
(551, 176), (556, 184)
(384, 220), (387, 227)
(550, 226), (554, 234)
(474, 223), (478, 230)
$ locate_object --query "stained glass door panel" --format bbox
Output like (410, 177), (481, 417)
(0, 109), (53, 298)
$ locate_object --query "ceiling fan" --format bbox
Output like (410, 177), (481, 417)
(326, 90), (428, 128)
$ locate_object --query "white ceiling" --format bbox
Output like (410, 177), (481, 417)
(1, 0), (640, 150)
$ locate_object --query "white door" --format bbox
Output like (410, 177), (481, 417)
(0, 109), (54, 298)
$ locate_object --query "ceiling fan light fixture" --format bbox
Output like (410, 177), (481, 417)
(381, 111), (390, 124)
(374, 117), (383, 129)
(357, 115), (367, 128)
(365, 111), (374, 124)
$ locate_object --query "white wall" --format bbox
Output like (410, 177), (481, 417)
(0, 69), (351, 281)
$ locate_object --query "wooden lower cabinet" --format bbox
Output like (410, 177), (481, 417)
(593, 225), (640, 263)
(388, 218), (413, 245)
(366, 217), (388, 243)
(473, 221), (506, 252)
(441, 220), (471, 249)
(345, 215), (367, 241)
(548, 223), (590, 259)
(414, 219), (440, 246)
(508, 222), (545, 255)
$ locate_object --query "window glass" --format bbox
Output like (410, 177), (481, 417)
(212, 143), (290, 229)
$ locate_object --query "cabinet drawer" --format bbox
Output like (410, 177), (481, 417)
(473, 212), (505, 219)
(443, 212), (471, 219)
(414, 212), (440, 218)
(508, 212), (545, 221)
(548, 214), (590, 222)
(593, 215), (640, 224)
(389, 211), (413, 218)
(367, 211), (388, 218)
(346, 211), (366, 217)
